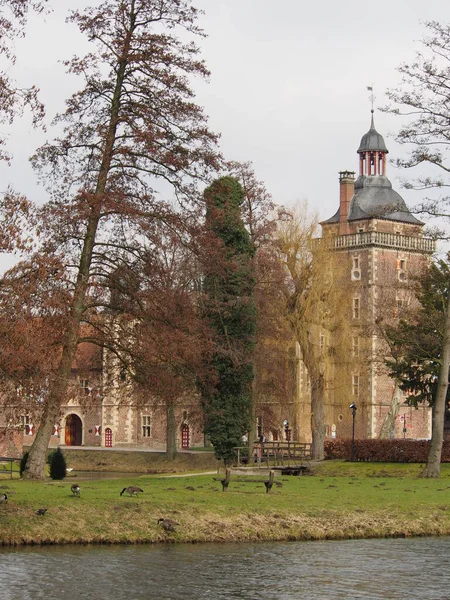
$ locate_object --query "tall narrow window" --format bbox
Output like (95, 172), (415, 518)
(396, 258), (407, 281)
(352, 375), (360, 397)
(352, 256), (361, 280)
(319, 334), (325, 354)
(352, 336), (359, 357)
(353, 298), (360, 319)
(142, 415), (151, 438)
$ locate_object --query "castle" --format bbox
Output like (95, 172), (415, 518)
(0, 113), (436, 456)
(300, 112), (434, 443)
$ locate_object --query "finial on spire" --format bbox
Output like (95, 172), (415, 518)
(367, 85), (375, 114)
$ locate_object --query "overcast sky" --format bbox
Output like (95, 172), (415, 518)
(1, 0), (450, 272)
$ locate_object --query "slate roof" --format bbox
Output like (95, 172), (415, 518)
(357, 112), (388, 153)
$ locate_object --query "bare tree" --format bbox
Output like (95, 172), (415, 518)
(0, 1), (47, 160)
(276, 204), (354, 459)
(385, 20), (450, 476)
(0, 0), (220, 479)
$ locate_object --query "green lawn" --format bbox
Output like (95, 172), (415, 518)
(1, 461), (450, 545)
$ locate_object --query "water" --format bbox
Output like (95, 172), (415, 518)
(1, 537), (449, 599)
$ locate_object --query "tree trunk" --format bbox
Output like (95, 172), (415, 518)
(22, 316), (82, 479)
(293, 341), (302, 441)
(298, 332), (325, 460)
(310, 377), (326, 460)
(422, 291), (450, 478)
(23, 25), (133, 479)
(249, 366), (257, 448)
(166, 401), (177, 460)
(378, 381), (402, 440)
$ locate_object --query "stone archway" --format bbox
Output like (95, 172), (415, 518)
(65, 414), (83, 446)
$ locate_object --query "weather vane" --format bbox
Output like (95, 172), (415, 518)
(367, 85), (375, 112)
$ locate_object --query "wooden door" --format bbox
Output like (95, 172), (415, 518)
(105, 427), (112, 448)
(181, 424), (190, 449)
(65, 414), (82, 446)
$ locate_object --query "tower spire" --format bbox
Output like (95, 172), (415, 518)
(367, 84), (375, 114)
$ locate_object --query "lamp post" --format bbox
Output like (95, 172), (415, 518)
(349, 403), (357, 462)
(283, 419), (290, 464)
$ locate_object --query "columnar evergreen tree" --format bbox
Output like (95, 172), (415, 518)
(200, 176), (256, 464)
(0, 0), (220, 479)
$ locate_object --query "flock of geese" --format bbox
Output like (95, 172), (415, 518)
(1, 469), (279, 533)
(1, 484), (180, 532)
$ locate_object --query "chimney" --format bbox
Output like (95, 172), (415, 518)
(339, 171), (355, 234)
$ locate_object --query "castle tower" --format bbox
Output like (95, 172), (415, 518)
(319, 113), (435, 441)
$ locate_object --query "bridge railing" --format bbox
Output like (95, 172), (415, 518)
(234, 442), (312, 467)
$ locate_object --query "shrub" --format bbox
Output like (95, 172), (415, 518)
(324, 439), (450, 463)
(19, 451), (29, 477)
(49, 447), (67, 480)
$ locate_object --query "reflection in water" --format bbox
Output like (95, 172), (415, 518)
(1, 537), (450, 599)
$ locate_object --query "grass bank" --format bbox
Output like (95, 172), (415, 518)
(2, 461), (450, 546)
(59, 448), (220, 473)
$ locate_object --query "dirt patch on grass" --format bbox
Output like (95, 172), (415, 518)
(60, 449), (221, 474)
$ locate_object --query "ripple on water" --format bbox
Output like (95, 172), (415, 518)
(1, 537), (450, 599)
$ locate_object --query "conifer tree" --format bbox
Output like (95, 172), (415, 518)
(200, 176), (256, 464)
(49, 447), (67, 480)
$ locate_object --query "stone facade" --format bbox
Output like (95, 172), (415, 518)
(1, 335), (205, 455)
(316, 115), (434, 442)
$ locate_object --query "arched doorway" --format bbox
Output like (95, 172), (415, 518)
(105, 427), (112, 448)
(65, 414), (82, 446)
(181, 424), (190, 449)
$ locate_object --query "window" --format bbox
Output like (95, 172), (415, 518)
(21, 415), (31, 432)
(352, 336), (359, 357)
(319, 334), (325, 354)
(352, 256), (361, 280)
(142, 415), (151, 438)
(395, 291), (410, 317)
(396, 258), (407, 281)
(79, 378), (90, 395)
(353, 298), (360, 319)
(352, 375), (360, 397)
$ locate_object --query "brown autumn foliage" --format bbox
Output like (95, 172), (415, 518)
(0, 0), (221, 479)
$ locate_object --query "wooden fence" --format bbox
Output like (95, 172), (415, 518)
(234, 441), (312, 467)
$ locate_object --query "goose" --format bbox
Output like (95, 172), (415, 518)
(264, 470), (275, 493)
(71, 484), (80, 497)
(35, 507), (47, 516)
(213, 467), (231, 492)
(0, 493), (7, 504)
(120, 486), (143, 497)
(157, 518), (179, 533)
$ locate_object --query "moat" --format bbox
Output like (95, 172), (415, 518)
(1, 536), (449, 599)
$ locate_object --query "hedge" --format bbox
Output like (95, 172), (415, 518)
(324, 439), (450, 463)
